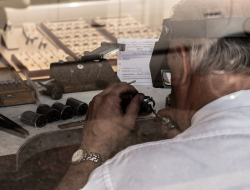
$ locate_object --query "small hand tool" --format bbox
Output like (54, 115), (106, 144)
(149, 105), (176, 130)
(39, 82), (63, 100)
(78, 42), (126, 62)
(58, 120), (85, 130)
(128, 80), (136, 85)
(0, 114), (29, 139)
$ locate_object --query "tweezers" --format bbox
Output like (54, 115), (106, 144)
(0, 114), (29, 139)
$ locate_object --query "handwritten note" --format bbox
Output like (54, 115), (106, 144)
(117, 39), (158, 85)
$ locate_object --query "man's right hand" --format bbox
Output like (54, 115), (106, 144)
(80, 82), (144, 160)
(56, 83), (144, 190)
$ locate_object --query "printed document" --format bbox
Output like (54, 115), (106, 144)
(117, 39), (158, 85)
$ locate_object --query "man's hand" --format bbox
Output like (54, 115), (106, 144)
(155, 108), (182, 139)
(56, 83), (144, 190)
(81, 82), (144, 159)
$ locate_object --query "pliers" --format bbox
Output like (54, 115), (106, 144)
(0, 114), (29, 139)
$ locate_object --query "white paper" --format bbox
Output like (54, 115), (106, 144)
(117, 39), (158, 85)
(167, 73), (171, 83)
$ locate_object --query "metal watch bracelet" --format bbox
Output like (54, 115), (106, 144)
(81, 148), (106, 166)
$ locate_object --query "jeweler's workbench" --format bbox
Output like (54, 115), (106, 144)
(0, 85), (171, 174)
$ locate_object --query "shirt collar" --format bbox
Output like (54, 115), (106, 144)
(191, 90), (250, 126)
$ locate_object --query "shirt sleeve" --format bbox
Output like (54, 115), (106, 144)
(80, 164), (113, 190)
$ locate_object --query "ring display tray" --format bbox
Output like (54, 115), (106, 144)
(91, 16), (160, 40)
(0, 24), (68, 79)
(11, 49), (67, 78)
(40, 19), (116, 61)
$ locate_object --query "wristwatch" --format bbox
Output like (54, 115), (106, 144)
(71, 148), (105, 166)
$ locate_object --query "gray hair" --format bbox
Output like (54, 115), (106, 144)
(170, 0), (250, 75)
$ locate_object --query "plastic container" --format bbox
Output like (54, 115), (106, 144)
(37, 104), (60, 123)
(52, 102), (74, 120)
(20, 111), (47, 128)
(66, 98), (88, 116)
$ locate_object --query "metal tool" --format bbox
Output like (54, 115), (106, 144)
(149, 105), (176, 130)
(141, 96), (176, 129)
(0, 114), (29, 139)
(128, 80), (136, 85)
(78, 42), (126, 62)
(58, 120), (85, 129)
(37, 78), (55, 87)
(156, 114), (175, 130)
(39, 82), (63, 100)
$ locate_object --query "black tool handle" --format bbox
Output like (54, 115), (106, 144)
(80, 54), (102, 62)
(0, 114), (29, 135)
(0, 125), (26, 139)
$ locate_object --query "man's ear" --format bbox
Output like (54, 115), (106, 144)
(173, 44), (191, 84)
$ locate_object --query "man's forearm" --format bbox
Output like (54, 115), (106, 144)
(56, 138), (111, 190)
(55, 161), (99, 190)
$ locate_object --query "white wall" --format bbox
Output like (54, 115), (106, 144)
(4, 0), (182, 27)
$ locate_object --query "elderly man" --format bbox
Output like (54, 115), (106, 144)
(56, 0), (250, 189)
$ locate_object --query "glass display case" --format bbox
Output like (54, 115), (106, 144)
(0, 2), (178, 188)
(0, 1), (249, 190)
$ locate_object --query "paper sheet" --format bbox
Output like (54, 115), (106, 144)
(117, 39), (158, 85)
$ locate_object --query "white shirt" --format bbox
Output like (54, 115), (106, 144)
(82, 90), (250, 190)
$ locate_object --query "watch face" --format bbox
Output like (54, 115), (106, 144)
(71, 149), (84, 164)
